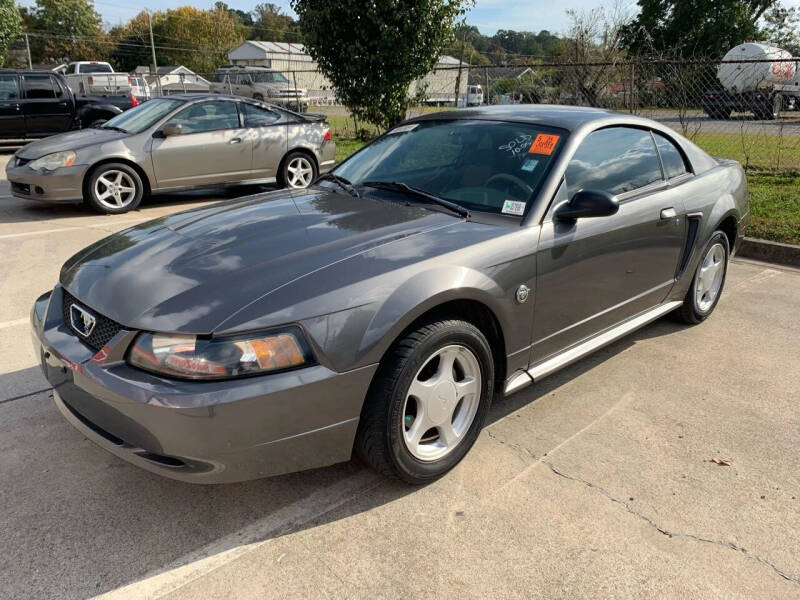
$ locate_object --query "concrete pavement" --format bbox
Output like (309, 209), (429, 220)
(0, 151), (798, 599)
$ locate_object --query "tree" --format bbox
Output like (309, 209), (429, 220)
(0, 0), (22, 67)
(622, 0), (777, 58)
(763, 2), (800, 56)
(252, 3), (301, 42)
(30, 0), (109, 63)
(292, 0), (473, 128)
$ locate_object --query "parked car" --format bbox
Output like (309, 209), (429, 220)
(63, 61), (132, 96)
(6, 94), (334, 213)
(0, 69), (136, 141)
(210, 65), (309, 112)
(129, 75), (151, 102)
(30, 105), (748, 484)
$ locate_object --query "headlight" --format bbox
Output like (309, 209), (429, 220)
(29, 151), (77, 172)
(127, 328), (313, 380)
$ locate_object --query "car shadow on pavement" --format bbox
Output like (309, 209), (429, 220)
(0, 317), (686, 599)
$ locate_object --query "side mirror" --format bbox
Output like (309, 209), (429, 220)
(555, 189), (619, 221)
(158, 123), (183, 138)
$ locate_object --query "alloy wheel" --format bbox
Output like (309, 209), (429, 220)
(286, 157), (314, 188)
(94, 170), (137, 210)
(695, 242), (726, 312)
(401, 344), (482, 462)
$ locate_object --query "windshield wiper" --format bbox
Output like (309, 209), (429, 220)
(316, 173), (360, 198)
(361, 181), (470, 219)
(97, 125), (128, 133)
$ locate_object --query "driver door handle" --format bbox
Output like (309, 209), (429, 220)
(229, 137), (242, 144)
(660, 207), (677, 220)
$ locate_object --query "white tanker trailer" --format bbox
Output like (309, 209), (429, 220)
(703, 42), (800, 119)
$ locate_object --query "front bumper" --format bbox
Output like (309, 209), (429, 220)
(31, 286), (377, 483)
(6, 163), (87, 203)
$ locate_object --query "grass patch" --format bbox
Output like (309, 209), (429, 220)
(692, 131), (800, 171)
(334, 137), (365, 162)
(746, 173), (800, 245)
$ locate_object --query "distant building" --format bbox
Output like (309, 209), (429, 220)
(135, 65), (211, 95)
(226, 41), (468, 105)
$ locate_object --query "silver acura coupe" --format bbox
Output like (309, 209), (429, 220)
(6, 94), (335, 214)
(31, 106), (748, 484)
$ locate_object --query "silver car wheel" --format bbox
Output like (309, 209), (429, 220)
(695, 242), (726, 312)
(94, 170), (137, 209)
(402, 344), (482, 462)
(286, 156), (314, 188)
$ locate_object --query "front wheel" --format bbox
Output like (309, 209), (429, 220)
(674, 231), (729, 324)
(84, 163), (144, 214)
(355, 319), (494, 484)
(278, 152), (317, 189)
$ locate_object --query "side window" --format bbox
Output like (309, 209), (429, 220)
(169, 101), (240, 134)
(241, 102), (280, 127)
(654, 133), (689, 179)
(66, 64), (76, 75)
(22, 75), (57, 99)
(0, 75), (19, 100)
(50, 76), (64, 98)
(236, 73), (252, 85)
(565, 127), (664, 197)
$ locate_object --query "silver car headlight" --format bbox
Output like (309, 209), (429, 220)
(127, 328), (313, 380)
(29, 151), (77, 172)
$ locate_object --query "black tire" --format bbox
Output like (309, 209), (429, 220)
(87, 118), (107, 128)
(253, 93), (264, 101)
(277, 151), (318, 189)
(674, 231), (730, 324)
(84, 162), (144, 215)
(354, 319), (495, 484)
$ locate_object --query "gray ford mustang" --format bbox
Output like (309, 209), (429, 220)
(31, 105), (748, 484)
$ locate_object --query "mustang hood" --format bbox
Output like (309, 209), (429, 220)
(60, 189), (458, 333)
(17, 128), (127, 159)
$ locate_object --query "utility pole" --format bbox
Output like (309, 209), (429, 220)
(454, 30), (467, 107)
(147, 10), (162, 97)
(24, 34), (32, 69)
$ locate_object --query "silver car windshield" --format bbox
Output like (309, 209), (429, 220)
(99, 98), (184, 134)
(333, 120), (567, 215)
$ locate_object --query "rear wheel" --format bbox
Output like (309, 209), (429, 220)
(85, 163), (144, 214)
(355, 319), (494, 484)
(278, 152), (317, 189)
(674, 231), (729, 324)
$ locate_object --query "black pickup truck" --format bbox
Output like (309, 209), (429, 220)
(0, 69), (137, 141)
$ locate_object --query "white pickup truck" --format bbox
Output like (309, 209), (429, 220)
(62, 62), (131, 96)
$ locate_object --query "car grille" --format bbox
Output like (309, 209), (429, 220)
(62, 290), (124, 351)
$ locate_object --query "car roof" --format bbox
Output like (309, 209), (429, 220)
(0, 69), (64, 75)
(409, 104), (624, 132)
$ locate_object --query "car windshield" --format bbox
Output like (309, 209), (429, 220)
(80, 63), (113, 74)
(99, 98), (183, 134)
(250, 72), (288, 83)
(333, 119), (566, 216)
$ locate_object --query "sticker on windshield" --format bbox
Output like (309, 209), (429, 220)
(528, 133), (560, 155)
(520, 158), (539, 173)
(388, 124), (418, 134)
(498, 134), (533, 159)
(501, 200), (526, 216)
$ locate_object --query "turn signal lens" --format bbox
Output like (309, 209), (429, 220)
(128, 328), (312, 380)
(323, 128), (331, 141)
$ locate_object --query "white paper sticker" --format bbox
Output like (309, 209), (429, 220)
(388, 123), (419, 134)
(501, 200), (526, 216)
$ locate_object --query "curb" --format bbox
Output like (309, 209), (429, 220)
(737, 237), (800, 268)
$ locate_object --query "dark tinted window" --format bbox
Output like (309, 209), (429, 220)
(654, 133), (689, 179)
(22, 75), (56, 99)
(80, 63), (113, 74)
(241, 102), (280, 127)
(334, 120), (566, 215)
(170, 101), (240, 133)
(566, 127), (663, 196)
(0, 75), (19, 100)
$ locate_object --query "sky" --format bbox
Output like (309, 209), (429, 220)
(19, 0), (800, 36)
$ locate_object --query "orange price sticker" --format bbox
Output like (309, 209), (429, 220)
(528, 133), (560, 155)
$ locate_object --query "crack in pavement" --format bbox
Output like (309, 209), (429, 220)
(484, 429), (800, 587)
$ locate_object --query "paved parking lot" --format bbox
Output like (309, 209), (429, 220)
(1, 150), (799, 599)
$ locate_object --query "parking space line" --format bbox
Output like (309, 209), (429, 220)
(0, 317), (29, 329)
(0, 218), (148, 240)
(92, 470), (382, 600)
